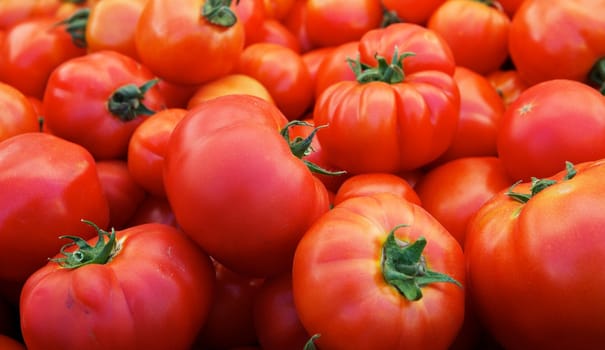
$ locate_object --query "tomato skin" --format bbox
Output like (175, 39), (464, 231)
(381, 0), (445, 25)
(233, 0), (266, 46)
(135, 0), (245, 85)
(245, 18), (301, 53)
(282, 0), (314, 53)
(486, 69), (528, 108)
(0, 82), (39, 142)
(508, 0), (605, 86)
(127, 108), (188, 197)
(235, 42), (314, 120)
(497, 79), (605, 181)
(292, 193), (465, 350)
(0, 0), (60, 30)
(20, 222), (216, 350)
(164, 95), (330, 278)
(465, 159), (605, 349)
(0, 17), (85, 99)
(43, 50), (166, 160)
(0, 335), (26, 350)
(427, 0), (510, 75)
(333, 172), (422, 207)
(187, 74), (274, 109)
(0, 132), (109, 284)
(126, 195), (178, 228)
(313, 40), (358, 100)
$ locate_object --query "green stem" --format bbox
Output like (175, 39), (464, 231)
(303, 334), (320, 350)
(506, 161), (577, 203)
(107, 79), (159, 121)
(50, 220), (118, 269)
(56, 7), (89, 48)
(347, 47), (415, 84)
(382, 225), (462, 301)
(588, 57), (605, 95)
(202, 0), (238, 27)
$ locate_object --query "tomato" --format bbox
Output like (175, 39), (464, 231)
(486, 69), (528, 108)
(0, 82), (39, 143)
(233, 0), (266, 46)
(381, 0), (445, 25)
(497, 79), (605, 181)
(508, 0), (605, 87)
(313, 40), (358, 99)
(20, 222), (216, 350)
(135, 0), (245, 85)
(432, 66), (505, 164)
(314, 23), (459, 174)
(304, 0), (383, 48)
(282, 0), (314, 53)
(126, 195), (178, 228)
(465, 160), (605, 349)
(95, 160), (147, 230)
(234, 42), (313, 120)
(0, 132), (109, 284)
(164, 94), (330, 277)
(0, 335), (26, 350)
(427, 0), (510, 75)
(0, 16), (85, 99)
(245, 18), (301, 53)
(127, 108), (188, 197)
(333, 172), (422, 207)
(43, 50), (166, 160)
(263, 0), (295, 20)
(253, 273), (310, 350)
(194, 261), (263, 349)
(156, 79), (201, 109)
(0, 0), (60, 30)
(187, 74), (275, 109)
(292, 193), (465, 350)
(497, 0), (523, 18)
(415, 156), (513, 246)
(85, 0), (146, 60)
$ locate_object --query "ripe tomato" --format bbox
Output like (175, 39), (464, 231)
(127, 108), (188, 197)
(233, 0), (266, 46)
(292, 193), (465, 350)
(497, 79), (605, 181)
(0, 132), (109, 284)
(20, 222), (216, 350)
(0, 0), (60, 30)
(381, 0), (445, 25)
(313, 40), (358, 99)
(427, 0), (510, 75)
(234, 42), (314, 120)
(164, 95), (330, 277)
(187, 74), (274, 109)
(0, 335), (25, 350)
(508, 0), (605, 87)
(135, 0), (245, 85)
(126, 195), (178, 228)
(0, 82), (39, 143)
(486, 69), (528, 108)
(333, 172), (422, 207)
(465, 160), (605, 349)
(245, 18), (301, 53)
(43, 50), (166, 160)
(282, 0), (314, 53)
(0, 16), (85, 99)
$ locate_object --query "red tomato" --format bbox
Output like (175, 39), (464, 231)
(20, 222), (216, 350)
(263, 0), (295, 20)
(187, 74), (274, 109)
(164, 95), (330, 277)
(245, 18), (301, 53)
(155, 79), (201, 109)
(333, 172), (422, 207)
(0, 0), (60, 30)
(465, 160), (605, 349)
(43, 50), (166, 160)
(0, 132), (109, 284)
(497, 79), (605, 181)
(508, 0), (605, 87)
(427, 0), (510, 75)
(0, 82), (39, 142)
(313, 40), (358, 99)
(127, 108), (188, 197)
(253, 273), (310, 350)
(135, 0), (245, 85)
(304, 0), (383, 48)
(486, 69), (528, 108)
(0, 16), (85, 99)
(381, 0), (445, 25)
(126, 195), (178, 228)
(95, 159), (147, 230)
(234, 42), (313, 120)
(314, 23), (459, 174)
(0, 335), (26, 350)
(233, 0), (266, 46)
(194, 262), (263, 349)
(415, 157), (513, 246)
(432, 66), (505, 164)
(292, 193), (465, 350)
(282, 0), (314, 53)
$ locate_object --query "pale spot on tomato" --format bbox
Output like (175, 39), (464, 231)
(517, 103), (534, 116)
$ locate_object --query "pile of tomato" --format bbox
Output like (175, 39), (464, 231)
(1, 0), (605, 349)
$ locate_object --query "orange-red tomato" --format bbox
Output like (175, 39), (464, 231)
(187, 74), (274, 109)
(0, 82), (39, 143)
(382, 0), (445, 25)
(486, 69), (529, 108)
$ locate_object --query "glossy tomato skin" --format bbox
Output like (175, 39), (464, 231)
(465, 159), (605, 349)
(333, 172), (422, 207)
(313, 40), (358, 99)
(164, 95), (330, 278)
(135, 0), (245, 85)
(187, 74), (274, 109)
(0, 133), (109, 284)
(292, 193), (465, 350)
(0, 0), (60, 30)
(508, 0), (605, 86)
(497, 79), (605, 181)
(245, 18), (301, 53)
(0, 82), (39, 142)
(233, 0), (266, 46)
(486, 69), (528, 108)
(381, 0), (445, 25)
(0, 17), (85, 99)
(20, 223), (216, 350)
(43, 50), (166, 160)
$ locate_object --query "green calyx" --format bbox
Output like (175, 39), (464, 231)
(347, 47), (415, 84)
(588, 57), (605, 95)
(506, 161), (577, 203)
(56, 7), (90, 48)
(50, 220), (118, 269)
(381, 225), (462, 301)
(107, 79), (159, 122)
(303, 334), (320, 350)
(202, 0), (238, 27)
(280, 120), (346, 176)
